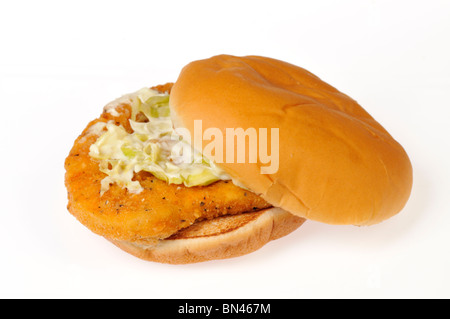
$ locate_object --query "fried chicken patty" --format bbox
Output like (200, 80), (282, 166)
(64, 84), (271, 244)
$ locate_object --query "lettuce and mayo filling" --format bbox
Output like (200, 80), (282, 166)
(89, 88), (230, 195)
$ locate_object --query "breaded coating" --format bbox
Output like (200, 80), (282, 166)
(64, 85), (271, 244)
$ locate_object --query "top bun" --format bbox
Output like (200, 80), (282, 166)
(170, 55), (412, 225)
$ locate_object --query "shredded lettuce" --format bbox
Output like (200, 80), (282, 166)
(89, 88), (229, 195)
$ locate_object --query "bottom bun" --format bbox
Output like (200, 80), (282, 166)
(110, 207), (305, 264)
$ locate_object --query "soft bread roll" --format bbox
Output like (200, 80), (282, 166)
(110, 207), (305, 264)
(170, 55), (413, 226)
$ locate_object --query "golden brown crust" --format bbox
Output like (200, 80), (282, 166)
(110, 207), (305, 264)
(167, 210), (265, 239)
(64, 84), (271, 244)
(170, 55), (413, 225)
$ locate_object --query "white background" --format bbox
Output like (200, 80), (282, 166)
(1, 0), (449, 299)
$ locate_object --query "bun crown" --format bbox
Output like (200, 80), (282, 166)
(170, 55), (412, 225)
